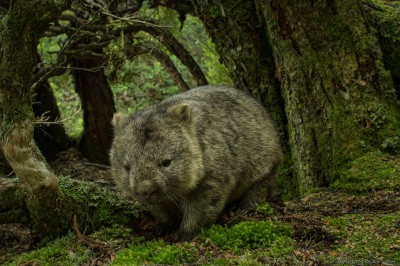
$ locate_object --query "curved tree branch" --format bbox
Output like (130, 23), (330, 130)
(124, 21), (208, 86)
(125, 42), (190, 91)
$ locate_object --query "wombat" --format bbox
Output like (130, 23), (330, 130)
(110, 85), (282, 240)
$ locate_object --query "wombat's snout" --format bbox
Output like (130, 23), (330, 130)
(134, 179), (158, 199)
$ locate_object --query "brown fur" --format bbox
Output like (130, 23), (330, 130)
(110, 86), (282, 240)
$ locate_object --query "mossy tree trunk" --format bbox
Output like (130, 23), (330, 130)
(157, 0), (400, 195)
(0, 0), (72, 236)
(259, 0), (399, 192)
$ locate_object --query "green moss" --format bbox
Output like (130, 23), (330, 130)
(255, 202), (274, 215)
(111, 239), (196, 265)
(55, 176), (141, 235)
(323, 212), (400, 264)
(364, 0), (400, 42)
(201, 220), (294, 254)
(90, 224), (135, 246)
(331, 151), (400, 192)
(4, 233), (94, 266)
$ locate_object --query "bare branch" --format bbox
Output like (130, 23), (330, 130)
(123, 20), (208, 86)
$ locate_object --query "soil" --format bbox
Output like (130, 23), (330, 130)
(1, 148), (399, 265)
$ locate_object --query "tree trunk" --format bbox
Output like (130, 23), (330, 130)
(259, 0), (399, 192)
(158, 0), (400, 195)
(0, 0), (72, 236)
(33, 80), (70, 161)
(70, 58), (116, 165)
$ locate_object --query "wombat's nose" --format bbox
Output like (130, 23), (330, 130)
(138, 180), (157, 199)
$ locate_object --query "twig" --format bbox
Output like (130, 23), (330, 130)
(73, 215), (109, 252)
(84, 162), (110, 170)
(35, 105), (82, 126)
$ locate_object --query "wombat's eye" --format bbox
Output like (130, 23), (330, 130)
(162, 159), (171, 167)
(124, 165), (131, 172)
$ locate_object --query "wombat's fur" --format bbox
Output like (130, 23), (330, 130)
(110, 85), (282, 240)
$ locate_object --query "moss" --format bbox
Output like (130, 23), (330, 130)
(323, 212), (400, 264)
(364, 0), (400, 43)
(57, 176), (141, 234)
(111, 239), (196, 265)
(4, 232), (94, 266)
(332, 151), (400, 192)
(201, 220), (294, 254)
(0, 180), (29, 224)
(4, 225), (137, 265)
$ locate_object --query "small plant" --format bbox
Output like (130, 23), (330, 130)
(256, 202), (274, 215)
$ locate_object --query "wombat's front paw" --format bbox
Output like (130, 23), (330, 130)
(175, 228), (198, 241)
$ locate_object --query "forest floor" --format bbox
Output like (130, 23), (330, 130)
(1, 148), (400, 265)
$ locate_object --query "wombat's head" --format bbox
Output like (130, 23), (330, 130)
(110, 102), (204, 204)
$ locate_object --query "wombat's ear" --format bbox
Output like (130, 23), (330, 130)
(167, 103), (192, 123)
(112, 112), (127, 127)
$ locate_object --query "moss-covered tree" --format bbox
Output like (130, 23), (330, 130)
(0, 0), (72, 235)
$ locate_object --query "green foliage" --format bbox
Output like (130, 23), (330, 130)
(4, 233), (94, 266)
(37, 35), (68, 65)
(255, 202), (274, 215)
(323, 212), (400, 264)
(37, 36), (84, 138)
(332, 151), (400, 192)
(201, 220), (294, 254)
(49, 73), (83, 138)
(111, 239), (195, 265)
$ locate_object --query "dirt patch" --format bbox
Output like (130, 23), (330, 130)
(0, 224), (36, 263)
(49, 147), (113, 186)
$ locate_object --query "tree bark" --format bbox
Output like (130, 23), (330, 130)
(0, 0), (72, 236)
(70, 57), (116, 165)
(259, 0), (399, 191)
(157, 0), (400, 195)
